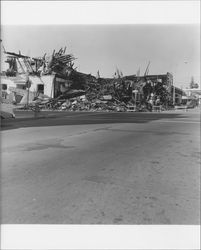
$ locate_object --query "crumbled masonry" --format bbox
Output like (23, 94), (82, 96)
(1, 47), (187, 112)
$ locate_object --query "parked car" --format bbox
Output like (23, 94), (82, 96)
(186, 99), (197, 109)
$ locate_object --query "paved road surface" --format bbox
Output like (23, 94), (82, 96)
(1, 110), (200, 224)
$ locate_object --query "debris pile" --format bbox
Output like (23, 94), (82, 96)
(19, 72), (172, 112)
(27, 92), (128, 112)
(1, 46), (175, 112)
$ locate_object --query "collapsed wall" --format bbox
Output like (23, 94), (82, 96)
(0, 47), (175, 111)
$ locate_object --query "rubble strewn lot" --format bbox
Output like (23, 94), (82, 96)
(1, 47), (191, 115)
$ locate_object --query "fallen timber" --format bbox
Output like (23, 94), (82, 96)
(1, 47), (177, 113)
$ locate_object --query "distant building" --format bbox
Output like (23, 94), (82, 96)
(173, 86), (187, 105)
(182, 87), (201, 105)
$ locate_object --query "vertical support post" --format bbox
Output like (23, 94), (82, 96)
(27, 86), (30, 107)
(26, 72), (30, 108)
(132, 89), (138, 111)
(135, 92), (137, 108)
(173, 86), (175, 105)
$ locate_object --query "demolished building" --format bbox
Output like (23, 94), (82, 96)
(1, 47), (178, 112)
(1, 48), (78, 102)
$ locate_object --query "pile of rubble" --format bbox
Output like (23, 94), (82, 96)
(25, 91), (128, 112)
(2, 46), (173, 112)
(21, 72), (169, 112)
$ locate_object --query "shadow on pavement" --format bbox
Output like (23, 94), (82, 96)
(1, 112), (189, 131)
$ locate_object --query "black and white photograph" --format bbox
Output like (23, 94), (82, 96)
(0, 1), (200, 249)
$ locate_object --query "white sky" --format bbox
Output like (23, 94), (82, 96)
(1, 1), (200, 89)
(1, 25), (200, 88)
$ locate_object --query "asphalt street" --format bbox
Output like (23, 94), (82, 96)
(1, 109), (200, 224)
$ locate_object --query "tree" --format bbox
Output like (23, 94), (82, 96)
(190, 76), (199, 89)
